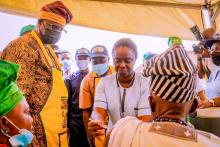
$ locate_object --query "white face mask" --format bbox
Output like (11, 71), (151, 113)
(76, 59), (90, 70)
(61, 59), (72, 71)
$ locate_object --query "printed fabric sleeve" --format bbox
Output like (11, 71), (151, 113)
(1, 39), (37, 102)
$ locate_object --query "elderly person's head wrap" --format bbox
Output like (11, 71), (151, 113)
(143, 45), (196, 103)
(39, 1), (73, 26)
(0, 60), (24, 116)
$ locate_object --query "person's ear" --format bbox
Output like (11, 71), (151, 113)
(0, 117), (11, 137)
(149, 96), (155, 113)
(37, 20), (43, 28)
(189, 99), (198, 114)
(36, 20), (45, 36)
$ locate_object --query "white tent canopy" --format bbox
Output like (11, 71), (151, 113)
(0, 0), (220, 40)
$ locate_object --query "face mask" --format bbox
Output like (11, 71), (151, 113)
(61, 59), (72, 71)
(40, 24), (61, 44)
(76, 59), (89, 70)
(44, 33), (60, 44)
(1, 116), (33, 147)
(211, 52), (220, 66)
(92, 63), (109, 75)
(9, 129), (33, 147)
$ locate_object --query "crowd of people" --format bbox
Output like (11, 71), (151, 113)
(1, 1), (220, 147)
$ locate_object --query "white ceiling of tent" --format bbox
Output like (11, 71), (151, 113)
(0, 0), (219, 40)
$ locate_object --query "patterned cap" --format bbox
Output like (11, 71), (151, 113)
(143, 46), (196, 103)
(91, 45), (109, 58)
(75, 48), (90, 58)
(39, 1), (73, 25)
(205, 33), (220, 48)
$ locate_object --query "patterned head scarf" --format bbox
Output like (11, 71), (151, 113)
(0, 60), (24, 116)
(39, 1), (73, 26)
(143, 46), (196, 103)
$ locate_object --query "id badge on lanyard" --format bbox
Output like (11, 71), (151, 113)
(116, 73), (135, 118)
(119, 88), (126, 118)
(116, 75), (127, 118)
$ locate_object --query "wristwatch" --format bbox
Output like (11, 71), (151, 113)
(208, 100), (215, 107)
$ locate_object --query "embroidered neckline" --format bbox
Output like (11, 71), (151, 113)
(155, 117), (189, 127)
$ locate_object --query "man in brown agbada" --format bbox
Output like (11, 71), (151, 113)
(1, 1), (72, 146)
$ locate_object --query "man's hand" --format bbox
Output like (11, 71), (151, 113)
(201, 46), (210, 58)
(88, 119), (107, 138)
(196, 44), (210, 58)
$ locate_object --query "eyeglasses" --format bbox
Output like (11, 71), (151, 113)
(43, 22), (67, 33)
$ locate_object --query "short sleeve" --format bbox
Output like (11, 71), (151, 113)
(196, 76), (206, 93)
(93, 78), (108, 110)
(137, 77), (151, 116)
(79, 75), (93, 109)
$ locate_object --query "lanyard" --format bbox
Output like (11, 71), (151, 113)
(214, 69), (220, 80)
(116, 73), (135, 117)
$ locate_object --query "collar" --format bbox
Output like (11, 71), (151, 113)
(149, 121), (197, 142)
(155, 117), (189, 127)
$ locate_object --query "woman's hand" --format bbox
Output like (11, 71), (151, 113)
(198, 100), (213, 108)
(88, 119), (107, 138)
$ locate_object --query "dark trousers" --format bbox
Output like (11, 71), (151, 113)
(69, 126), (90, 147)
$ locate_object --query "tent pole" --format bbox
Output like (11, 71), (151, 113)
(201, 1), (212, 28)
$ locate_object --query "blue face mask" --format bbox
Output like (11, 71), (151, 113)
(9, 129), (33, 147)
(61, 59), (72, 71)
(76, 59), (90, 70)
(92, 63), (109, 75)
(1, 116), (33, 147)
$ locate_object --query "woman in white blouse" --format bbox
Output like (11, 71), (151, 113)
(88, 38), (151, 138)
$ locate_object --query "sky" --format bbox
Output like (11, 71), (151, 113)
(0, 12), (197, 71)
